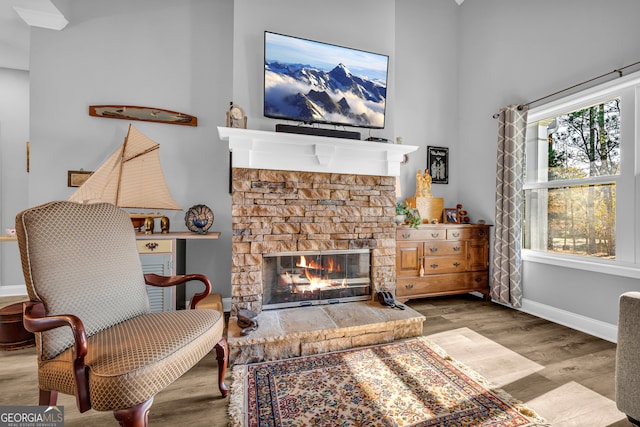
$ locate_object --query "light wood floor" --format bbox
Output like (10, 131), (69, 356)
(416, 295), (628, 426)
(0, 294), (630, 426)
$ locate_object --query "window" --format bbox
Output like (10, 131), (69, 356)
(523, 71), (638, 269)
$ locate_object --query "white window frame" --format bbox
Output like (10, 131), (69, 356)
(522, 70), (640, 279)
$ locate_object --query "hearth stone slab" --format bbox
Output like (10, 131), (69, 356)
(227, 301), (425, 365)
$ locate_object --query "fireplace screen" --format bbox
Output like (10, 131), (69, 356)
(263, 250), (371, 309)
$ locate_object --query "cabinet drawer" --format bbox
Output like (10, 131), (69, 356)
(446, 227), (489, 240)
(424, 241), (464, 256)
(396, 272), (488, 297)
(423, 256), (466, 274)
(137, 239), (173, 254)
(397, 228), (445, 241)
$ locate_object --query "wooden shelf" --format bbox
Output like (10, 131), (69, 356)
(2, 232), (221, 243)
(135, 231), (220, 240)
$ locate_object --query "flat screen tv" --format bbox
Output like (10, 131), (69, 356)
(264, 31), (389, 130)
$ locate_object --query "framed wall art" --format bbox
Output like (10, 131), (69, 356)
(427, 146), (449, 184)
(68, 170), (93, 187)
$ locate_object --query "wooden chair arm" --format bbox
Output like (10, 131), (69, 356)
(23, 301), (91, 413)
(144, 273), (212, 309)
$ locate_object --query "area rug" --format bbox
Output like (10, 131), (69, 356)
(229, 336), (548, 426)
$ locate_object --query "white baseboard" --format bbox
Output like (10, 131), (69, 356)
(0, 284), (27, 297)
(518, 298), (618, 343)
(222, 297), (232, 313)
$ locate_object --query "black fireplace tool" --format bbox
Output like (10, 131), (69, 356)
(237, 309), (259, 336)
(377, 291), (406, 310)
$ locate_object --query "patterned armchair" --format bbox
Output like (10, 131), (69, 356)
(15, 201), (228, 426)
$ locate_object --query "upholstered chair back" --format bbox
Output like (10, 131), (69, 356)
(16, 201), (150, 359)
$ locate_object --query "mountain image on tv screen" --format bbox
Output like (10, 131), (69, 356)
(264, 32), (389, 129)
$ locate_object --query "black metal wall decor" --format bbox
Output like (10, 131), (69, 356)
(427, 146), (449, 184)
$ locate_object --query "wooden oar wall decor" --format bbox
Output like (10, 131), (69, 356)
(89, 105), (197, 126)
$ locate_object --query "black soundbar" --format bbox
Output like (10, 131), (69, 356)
(275, 124), (361, 140)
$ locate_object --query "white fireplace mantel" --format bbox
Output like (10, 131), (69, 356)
(218, 127), (418, 176)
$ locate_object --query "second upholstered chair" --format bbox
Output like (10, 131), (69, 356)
(616, 291), (640, 426)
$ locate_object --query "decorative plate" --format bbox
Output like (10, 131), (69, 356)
(185, 204), (214, 234)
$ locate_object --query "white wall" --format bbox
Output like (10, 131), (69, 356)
(27, 0), (235, 300)
(457, 0), (640, 337)
(0, 68), (29, 294)
(395, 0), (459, 206)
(0, 13), (30, 71)
(0, 68), (29, 295)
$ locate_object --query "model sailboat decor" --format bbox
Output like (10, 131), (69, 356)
(68, 124), (180, 233)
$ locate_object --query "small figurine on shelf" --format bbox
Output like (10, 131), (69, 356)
(226, 102), (247, 129)
(144, 217), (154, 235)
(160, 216), (170, 234)
(415, 169), (433, 198)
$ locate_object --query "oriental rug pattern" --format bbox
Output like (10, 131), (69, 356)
(229, 337), (548, 427)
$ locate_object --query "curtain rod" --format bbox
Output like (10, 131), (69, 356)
(492, 59), (640, 119)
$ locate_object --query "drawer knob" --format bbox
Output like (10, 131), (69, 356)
(478, 230), (485, 237)
(429, 263), (439, 269)
(431, 232), (440, 238)
(402, 232), (411, 239)
(474, 277), (482, 283)
(452, 232), (460, 237)
(145, 242), (159, 251)
(453, 246), (461, 251)
(430, 247), (438, 253)
(453, 262), (461, 267)
(405, 283), (414, 289)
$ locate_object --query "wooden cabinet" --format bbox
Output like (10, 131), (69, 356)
(395, 224), (490, 301)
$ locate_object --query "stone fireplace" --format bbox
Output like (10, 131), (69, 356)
(230, 167), (397, 315)
(218, 127), (424, 364)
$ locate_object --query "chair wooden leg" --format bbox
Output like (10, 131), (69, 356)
(215, 338), (229, 397)
(39, 389), (58, 406)
(113, 398), (153, 427)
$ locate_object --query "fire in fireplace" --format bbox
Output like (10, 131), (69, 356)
(262, 250), (371, 310)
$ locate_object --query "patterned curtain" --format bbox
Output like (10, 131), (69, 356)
(491, 105), (528, 307)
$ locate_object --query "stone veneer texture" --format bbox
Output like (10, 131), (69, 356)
(231, 168), (397, 314)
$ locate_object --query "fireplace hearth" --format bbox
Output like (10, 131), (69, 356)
(263, 250), (371, 310)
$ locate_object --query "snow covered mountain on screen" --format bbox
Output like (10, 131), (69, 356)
(264, 60), (387, 128)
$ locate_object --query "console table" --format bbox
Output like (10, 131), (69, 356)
(395, 224), (490, 301)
